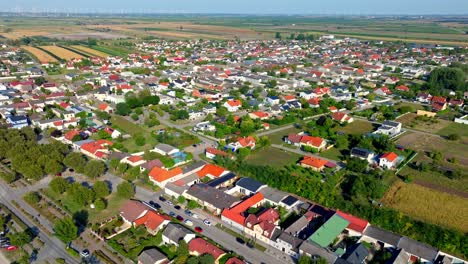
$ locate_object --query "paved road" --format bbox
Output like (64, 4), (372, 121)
(0, 182), (80, 264)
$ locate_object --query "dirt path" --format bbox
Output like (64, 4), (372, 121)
(413, 179), (468, 199)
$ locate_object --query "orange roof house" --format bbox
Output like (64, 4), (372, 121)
(148, 166), (184, 187)
(221, 192), (264, 228)
(196, 164), (227, 179)
(299, 156), (328, 171)
(331, 112), (353, 123)
(80, 140), (113, 160)
(300, 135), (326, 150)
(188, 238), (225, 261)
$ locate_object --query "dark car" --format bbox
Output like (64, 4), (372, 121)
(184, 209), (192, 215)
(149, 201), (160, 209)
(246, 243), (254, 249)
(176, 215), (184, 221)
(174, 205), (181, 210)
(194, 226), (203, 233)
(158, 196), (166, 202)
(169, 212), (176, 217)
(236, 237), (245, 244)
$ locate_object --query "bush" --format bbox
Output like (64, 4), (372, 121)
(0, 172), (16, 183)
(134, 135), (146, 146)
(447, 133), (460, 141)
(24, 191), (41, 204)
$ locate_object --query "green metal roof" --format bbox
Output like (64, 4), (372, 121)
(308, 214), (349, 247)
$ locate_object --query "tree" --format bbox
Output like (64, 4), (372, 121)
(84, 160), (106, 179)
(187, 200), (201, 210)
(44, 159), (63, 175)
(116, 103), (131, 116)
(428, 67), (466, 93)
(117, 181), (134, 199)
(63, 152), (86, 173)
(93, 181), (110, 198)
(447, 133), (460, 141)
(346, 157), (368, 173)
(198, 254), (215, 264)
(24, 192), (41, 204)
(275, 32), (282, 39)
(8, 229), (33, 247)
(53, 217), (78, 244)
(177, 240), (189, 257)
(134, 134), (146, 146)
(0, 172), (16, 183)
(94, 198), (106, 210)
(298, 255), (312, 264)
(177, 196), (186, 204)
(49, 177), (69, 194)
(68, 182), (95, 206)
(238, 148), (251, 160)
(34, 77), (47, 86)
(335, 135), (349, 149)
(109, 158), (120, 171)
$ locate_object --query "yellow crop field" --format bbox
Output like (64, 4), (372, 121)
(382, 181), (468, 232)
(21, 46), (58, 63)
(40, 46), (83, 60)
(70, 45), (109, 58)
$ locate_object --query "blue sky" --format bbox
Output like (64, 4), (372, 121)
(3, 0), (468, 15)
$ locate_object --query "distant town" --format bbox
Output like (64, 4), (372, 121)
(0, 24), (466, 264)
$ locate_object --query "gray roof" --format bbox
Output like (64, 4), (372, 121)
(154, 143), (178, 153)
(299, 240), (338, 264)
(278, 232), (303, 249)
(165, 182), (189, 196)
(162, 223), (193, 243)
(138, 248), (167, 264)
(260, 186), (288, 204)
(187, 183), (239, 210)
(363, 226), (401, 246)
(387, 248), (410, 264)
(236, 177), (265, 193)
(73, 139), (95, 147)
(284, 216), (309, 236)
(342, 243), (369, 264)
(182, 161), (206, 174)
(382, 120), (401, 128)
(108, 151), (130, 161)
(397, 237), (438, 262)
(281, 195), (299, 206)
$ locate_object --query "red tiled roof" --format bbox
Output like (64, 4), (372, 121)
(336, 210), (369, 233)
(222, 193), (264, 225)
(197, 164), (226, 178)
(64, 130), (80, 141)
(80, 140), (113, 155)
(205, 147), (228, 157)
(134, 210), (170, 231)
(381, 152), (398, 162)
(396, 85), (409, 91)
(127, 156), (143, 163)
(238, 136), (256, 147)
(188, 238), (225, 260)
(251, 111), (269, 118)
(149, 167), (183, 183)
(300, 156), (328, 168)
(332, 112), (348, 122)
(98, 103), (108, 111)
(225, 257), (244, 264)
(227, 99), (242, 107)
(300, 135), (324, 148)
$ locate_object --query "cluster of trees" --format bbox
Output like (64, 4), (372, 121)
(116, 90), (160, 116)
(427, 64), (467, 95)
(214, 154), (468, 258)
(63, 152), (106, 179)
(0, 127), (68, 181)
(274, 32), (316, 41)
(173, 240), (215, 264)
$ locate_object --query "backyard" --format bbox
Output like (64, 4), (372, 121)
(246, 146), (301, 167)
(266, 126), (301, 145)
(333, 120), (375, 135)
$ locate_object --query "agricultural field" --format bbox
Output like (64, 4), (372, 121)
(70, 45), (110, 57)
(39, 45), (83, 60)
(333, 120), (376, 135)
(396, 113), (451, 133)
(382, 181), (468, 232)
(246, 147), (301, 167)
(21, 46), (58, 63)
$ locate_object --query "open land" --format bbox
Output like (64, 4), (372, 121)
(246, 146), (301, 167)
(21, 46), (58, 62)
(40, 45), (83, 60)
(382, 181), (468, 233)
(70, 45), (110, 57)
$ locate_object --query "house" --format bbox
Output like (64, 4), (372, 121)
(152, 144), (180, 156)
(80, 139), (113, 160)
(259, 187), (288, 207)
(196, 164), (229, 179)
(122, 155), (146, 167)
(416, 93), (432, 104)
(300, 135), (326, 151)
(359, 226), (402, 248)
(223, 99), (242, 112)
(395, 85), (410, 92)
(265, 96), (280, 105)
(374, 87), (392, 96)
(98, 103), (113, 113)
(244, 208), (280, 244)
(207, 172), (238, 189)
(307, 214), (349, 247)
(331, 112), (354, 124)
(184, 183), (239, 215)
(234, 177), (267, 196)
(148, 167), (184, 188)
(336, 210), (369, 236)
(137, 248), (168, 264)
(350, 147), (375, 163)
(205, 147), (229, 160)
(397, 237), (439, 263)
(271, 231), (302, 258)
(339, 243), (369, 264)
(249, 111), (269, 120)
(226, 136), (256, 151)
(379, 152), (399, 169)
(6, 115), (29, 129)
(284, 133), (303, 147)
(162, 223), (196, 246)
(193, 121), (216, 132)
(188, 238), (225, 263)
(279, 195), (301, 211)
(299, 156), (329, 172)
(140, 159), (164, 172)
(120, 200), (170, 235)
(431, 96), (447, 111)
(386, 248), (410, 264)
(449, 98), (464, 108)
(374, 120), (402, 137)
(299, 241), (338, 264)
(221, 192), (265, 231)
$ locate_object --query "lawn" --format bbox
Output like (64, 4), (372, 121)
(267, 127), (301, 145)
(246, 147), (301, 167)
(111, 115), (158, 152)
(333, 120), (375, 135)
(436, 122), (468, 138)
(319, 147), (347, 161)
(88, 194), (128, 223)
(381, 181), (468, 232)
(396, 113), (451, 133)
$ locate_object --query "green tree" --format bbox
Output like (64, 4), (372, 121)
(199, 254), (215, 264)
(44, 159), (63, 175)
(94, 198), (106, 210)
(0, 172), (16, 183)
(84, 160), (106, 179)
(8, 229), (33, 247)
(447, 133), (460, 141)
(117, 181), (134, 199)
(134, 134), (146, 146)
(63, 152), (86, 173)
(187, 200), (201, 210)
(177, 240), (189, 257)
(116, 103), (131, 116)
(109, 158), (120, 171)
(49, 177), (69, 194)
(24, 191), (41, 204)
(298, 255), (311, 264)
(93, 181), (110, 198)
(53, 217), (78, 244)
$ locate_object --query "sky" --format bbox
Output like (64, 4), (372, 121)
(2, 0), (468, 15)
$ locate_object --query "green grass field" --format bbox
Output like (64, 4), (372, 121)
(319, 147), (346, 161)
(246, 147), (301, 167)
(437, 123), (468, 138)
(267, 127), (301, 145)
(334, 120), (375, 135)
(91, 45), (131, 57)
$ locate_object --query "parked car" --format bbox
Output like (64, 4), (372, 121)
(158, 196), (166, 202)
(184, 209), (192, 216)
(149, 201), (160, 209)
(176, 215), (184, 221)
(166, 200), (173, 206)
(203, 219), (211, 226)
(5, 245), (17, 251)
(80, 249), (90, 258)
(169, 212), (176, 217)
(184, 219), (193, 226)
(174, 205), (181, 210)
(192, 213), (199, 219)
(236, 237), (245, 244)
(194, 226), (203, 233)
